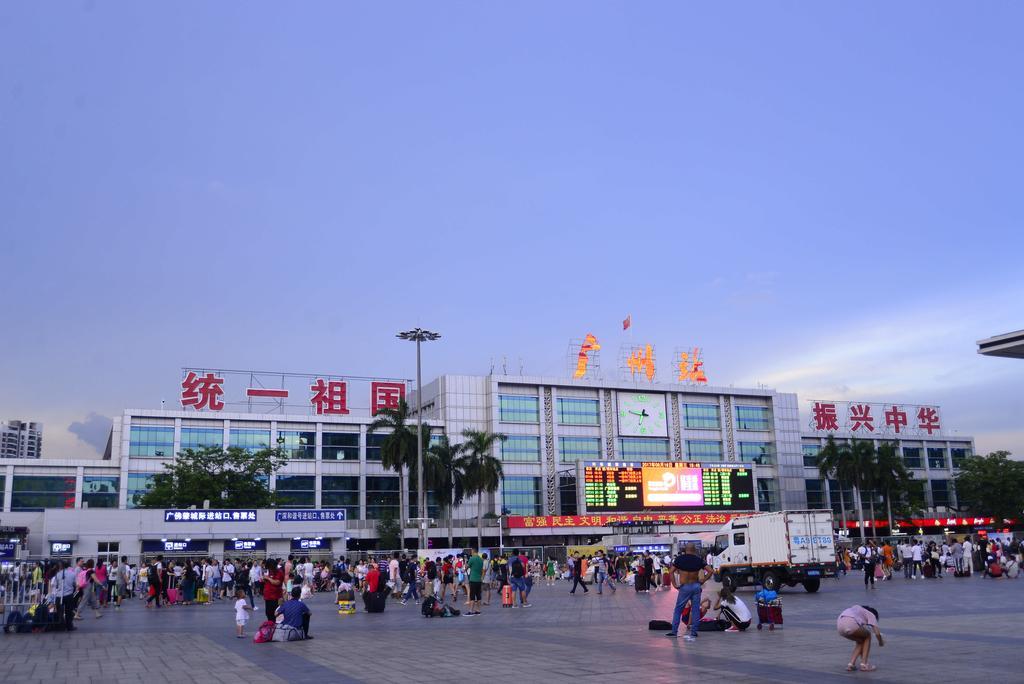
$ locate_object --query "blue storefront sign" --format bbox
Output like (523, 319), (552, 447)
(0, 542), (17, 559)
(163, 509), (257, 522)
(290, 538), (331, 551)
(223, 539), (267, 552)
(275, 510), (346, 523)
(141, 540), (210, 554)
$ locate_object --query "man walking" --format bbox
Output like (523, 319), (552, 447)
(961, 537), (974, 576)
(568, 553), (588, 595)
(899, 541), (913, 579)
(56, 560), (78, 631)
(465, 549), (484, 616)
(666, 544), (711, 642)
(594, 550), (616, 594)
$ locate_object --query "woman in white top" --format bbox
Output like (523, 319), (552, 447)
(715, 586), (752, 631)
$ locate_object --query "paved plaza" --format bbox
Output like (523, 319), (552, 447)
(1, 572), (1020, 683)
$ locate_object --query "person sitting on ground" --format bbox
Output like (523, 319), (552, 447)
(275, 586), (313, 639)
(837, 605), (883, 672)
(715, 586), (752, 632)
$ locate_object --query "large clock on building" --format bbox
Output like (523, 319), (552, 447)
(617, 393), (668, 437)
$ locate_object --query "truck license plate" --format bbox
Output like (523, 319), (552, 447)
(807, 570), (820, 576)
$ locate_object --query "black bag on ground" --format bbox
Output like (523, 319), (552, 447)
(421, 596), (438, 618)
(363, 590), (387, 613)
(648, 619), (672, 631)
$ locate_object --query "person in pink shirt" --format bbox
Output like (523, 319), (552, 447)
(837, 605), (884, 672)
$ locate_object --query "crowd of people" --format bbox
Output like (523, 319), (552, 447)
(838, 536), (1021, 585)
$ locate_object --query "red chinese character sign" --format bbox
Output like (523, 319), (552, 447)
(180, 371), (225, 411)
(310, 379), (350, 415)
(812, 402), (839, 431)
(808, 400), (942, 437)
(571, 334), (601, 379)
(370, 382), (405, 415)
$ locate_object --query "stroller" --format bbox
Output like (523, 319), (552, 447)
(753, 588), (783, 631)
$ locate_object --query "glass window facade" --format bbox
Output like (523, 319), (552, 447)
(559, 476), (577, 516)
(181, 426), (223, 449)
(278, 430), (315, 460)
(322, 432), (359, 461)
(275, 475), (316, 507)
(686, 440), (723, 460)
(129, 425), (175, 457)
(903, 447), (923, 469)
(366, 433), (387, 461)
(950, 447), (970, 469)
(931, 479), (951, 509)
(757, 478), (780, 512)
(321, 476), (360, 519)
(828, 479), (856, 518)
(230, 429), (270, 453)
(11, 475), (76, 510)
(618, 438), (669, 460)
(365, 476), (399, 519)
(502, 476), (542, 516)
(927, 447), (947, 470)
(735, 405), (771, 431)
(802, 444), (821, 467)
(556, 398), (599, 426)
(127, 473), (154, 508)
(408, 485), (440, 520)
(738, 441), (775, 465)
(683, 403), (721, 429)
(500, 435), (541, 462)
(0, 475), (4, 509)
(805, 479), (827, 509)
(499, 395), (540, 423)
(559, 437), (601, 462)
(82, 476), (119, 509)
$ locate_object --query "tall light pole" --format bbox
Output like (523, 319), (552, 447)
(397, 327), (441, 552)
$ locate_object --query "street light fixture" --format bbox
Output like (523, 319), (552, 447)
(397, 327), (441, 552)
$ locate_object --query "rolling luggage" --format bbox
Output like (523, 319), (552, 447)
(756, 599), (783, 630)
(364, 590), (387, 613)
(167, 588), (178, 604)
(501, 584), (513, 607)
(922, 563), (935, 578)
(421, 596), (438, 618)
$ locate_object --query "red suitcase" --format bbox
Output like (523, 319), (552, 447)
(756, 599), (783, 630)
(501, 584), (513, 607)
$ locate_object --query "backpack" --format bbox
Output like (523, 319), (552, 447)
(253, 620), (276, 644)
(511, 558), (524, 579)
(426, 562), (437, 581)
(421, 596), (438, 618)
(648, 619), (672, 631)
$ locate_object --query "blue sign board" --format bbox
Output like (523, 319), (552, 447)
(163, 510), (257, 522)
(290, 538), (331, 551)
(141, 540), (210, 554)
(50, 541), (73, 556)
(0, 542), (17, 559)
(223, 539), (267, 552)
(275, 510), (346, 523)
(613, 545), (629, 554)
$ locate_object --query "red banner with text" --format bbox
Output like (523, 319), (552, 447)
(505, 512), (741, 529)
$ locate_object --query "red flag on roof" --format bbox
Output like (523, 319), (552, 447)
(623, 315), (631, 330)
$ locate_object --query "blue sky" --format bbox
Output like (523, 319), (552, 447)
(2, 2), (1022, 458)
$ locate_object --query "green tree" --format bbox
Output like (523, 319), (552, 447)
(376, 511), (402, 550)
(875, 442), (913, 531)
(137, 446), (289, 508)
(426, 435), (466, 548)
(456, 428), (506, 550)
(954, 451), (1024, 525)
(368, 399), (416, 549)
(817, 436), (853, 530)
(849, 439), (879, 535)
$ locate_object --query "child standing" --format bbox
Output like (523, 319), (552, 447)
(234, 589), (252, 638)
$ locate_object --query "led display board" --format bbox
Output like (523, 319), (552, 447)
(583, 461), (755, 512)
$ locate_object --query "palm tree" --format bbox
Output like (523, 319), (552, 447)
(849, 439), (879, 538)
(817, 435), (852, 531)
(426, 436), (467, 547)
(456, 428), (506, 550)
(875, 442), (912, 532)
(367, 399), (416, 550)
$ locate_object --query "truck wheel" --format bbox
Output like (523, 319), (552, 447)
(803, 579), (821, 593)
(721, 573), (736, 592)
(761, 571), (780, 592)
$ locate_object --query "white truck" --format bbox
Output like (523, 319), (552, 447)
(713, 510), (837, 593)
